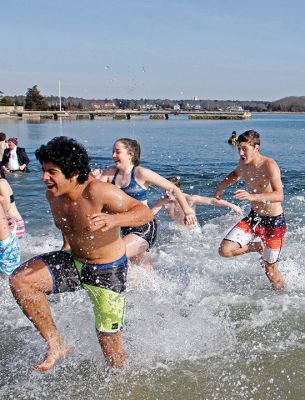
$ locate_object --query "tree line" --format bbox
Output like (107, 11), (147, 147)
(1, 85), (305, 112)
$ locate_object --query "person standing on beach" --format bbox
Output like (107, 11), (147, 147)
(10, 136), (153, 371)
(215, 130), (286, 290)
(98, 138), (197, 271)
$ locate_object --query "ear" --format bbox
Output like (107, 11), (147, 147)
(255, 145), (260, 151)
(70, 171), (80, 181)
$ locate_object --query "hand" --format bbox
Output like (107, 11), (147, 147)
(89, 168), (103, 180)
(165, 190), (175, 201)
(234, 189), (252, 201)
(1, 166), (9, 175)
(19, 164), (26, 171)
(87, 212), (117, 232)
(214, 187), (223, 200)
(231, 205), (243, 215)
(184, 211), (197, 225)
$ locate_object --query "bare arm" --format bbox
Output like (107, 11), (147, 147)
(138, 167), (196, 225)
(188, 195), (243, 215)
(234, 160), (284, 203)
(151, 197), (169, 216)
(88, 181), (153, 232)
(215, 168), (241, 199)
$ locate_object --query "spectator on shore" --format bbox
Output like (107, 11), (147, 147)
(1, 138), (30, 174)
(0, 132), (8, 162)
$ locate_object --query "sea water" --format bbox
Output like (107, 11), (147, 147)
(0, 114), (304, 399)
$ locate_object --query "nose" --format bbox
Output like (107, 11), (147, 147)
(42, 171), (50, 181)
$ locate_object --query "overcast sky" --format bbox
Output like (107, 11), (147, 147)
(2, 0), (305, 100)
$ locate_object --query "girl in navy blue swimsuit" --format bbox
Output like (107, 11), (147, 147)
(99, 138), (196, 271)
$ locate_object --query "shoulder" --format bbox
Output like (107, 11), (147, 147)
(263, 156), (280, 171)
(134, 165), (148, 176)
(86, 180), (111, 195)
(185, 195), (195, 206)
(235, 163), (243, 175)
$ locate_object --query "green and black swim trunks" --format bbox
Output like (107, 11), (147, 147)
(36, 251), (127, 334)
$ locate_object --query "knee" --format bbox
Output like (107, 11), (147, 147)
(9, 262), (36, 294)
(9, 265), (28, 293)
(218, 243), (232, 258)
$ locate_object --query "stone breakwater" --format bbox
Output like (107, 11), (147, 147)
(0, 110), (251, 121)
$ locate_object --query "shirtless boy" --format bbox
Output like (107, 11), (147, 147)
(152, 177), (243, 230)
(9, 136), (153, 371)
(215, 130), (286, 290)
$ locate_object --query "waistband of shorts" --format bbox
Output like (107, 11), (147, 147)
(249, 209), (284, 220)
(81, 254), (127, 269)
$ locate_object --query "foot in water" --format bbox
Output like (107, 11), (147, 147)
(33, 344), (70, 372)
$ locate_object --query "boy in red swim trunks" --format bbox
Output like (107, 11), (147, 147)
(215, 130), (286, 290)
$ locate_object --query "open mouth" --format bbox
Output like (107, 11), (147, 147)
(46, 183), (56, 190)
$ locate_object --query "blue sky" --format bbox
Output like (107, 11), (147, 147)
(2, 0), (305, 100)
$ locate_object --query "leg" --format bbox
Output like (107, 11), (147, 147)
(123, 233), (152, 272)
(97, 332), (125, 368)
(9, 259), (69, 371)
(219, 239), (263, 258)
(263, 261), (285, 290)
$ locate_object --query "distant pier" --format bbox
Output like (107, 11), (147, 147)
(3, 110), (252, 121)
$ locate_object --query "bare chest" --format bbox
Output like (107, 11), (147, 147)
(51, 199), (94, 234)
(242, 166), (271, 193)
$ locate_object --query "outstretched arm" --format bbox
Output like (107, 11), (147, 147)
(215, 168), (241, 199)
(187, 195), (243, 215)
(151, 197), (169, 216)
(138, 167), (196, 225)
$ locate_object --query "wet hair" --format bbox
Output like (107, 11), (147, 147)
(35, 136), (91, 184)
(238, 130), (260, 147)
(116, 138), (141, 166)
(0, 132), (6, 141)
(167, 176), (181, 188)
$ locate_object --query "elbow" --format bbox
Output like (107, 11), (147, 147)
(147, 208), (154, 221)
(138, 204), (154, 223)
(277, 191), (284, 203)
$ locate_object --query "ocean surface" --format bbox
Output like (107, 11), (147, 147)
(0, 113), (304, 400)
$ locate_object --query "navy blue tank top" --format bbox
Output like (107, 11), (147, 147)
(111, 167), (147, 201)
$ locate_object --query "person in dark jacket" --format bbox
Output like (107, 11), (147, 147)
(1, 137), (30, 174)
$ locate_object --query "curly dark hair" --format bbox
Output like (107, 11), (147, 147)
(35, 136), (91, 184)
